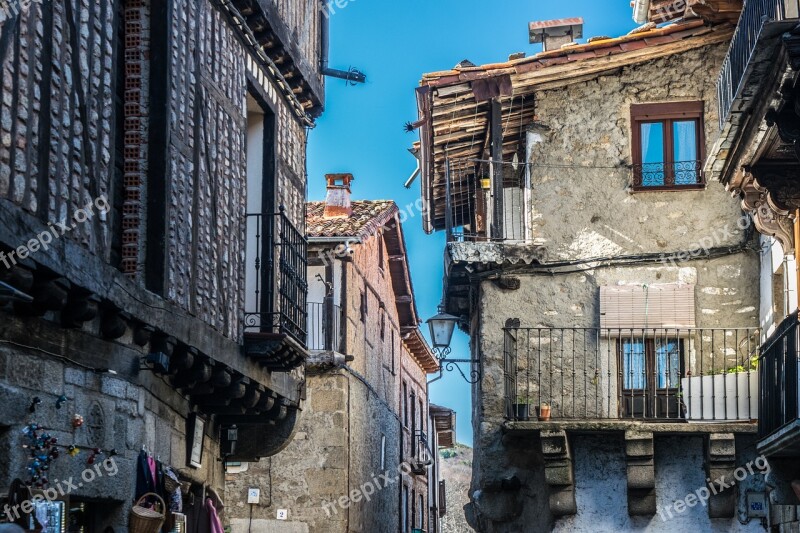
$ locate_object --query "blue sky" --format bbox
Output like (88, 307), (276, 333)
(308, 0), (640, 446)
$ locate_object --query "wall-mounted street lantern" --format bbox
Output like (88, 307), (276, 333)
(426, 306), (480, 385)
(222, 425), (238, 471)
(427, 309), (460, 356)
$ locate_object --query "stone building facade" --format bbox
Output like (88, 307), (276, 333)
(411, 12), (771, 533)
(0, 0), (325, 529)
(226, 175), (443, 533)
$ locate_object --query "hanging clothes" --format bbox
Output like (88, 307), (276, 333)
(205, 498), (224, 533)
(135, 450), (156, 500)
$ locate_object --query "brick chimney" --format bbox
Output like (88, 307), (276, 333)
(323, 174), (354, 218)
(529, 18), (584, 52)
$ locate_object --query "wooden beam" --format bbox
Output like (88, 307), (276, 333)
(490, 98), (504, 238)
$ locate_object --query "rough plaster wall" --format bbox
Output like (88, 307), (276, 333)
(553, 435), (764, 532)
(529, 44), (740, 261)
(469, 42), (764, 531)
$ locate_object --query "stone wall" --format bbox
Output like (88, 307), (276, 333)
(528, 44), (741, 261)
(227, 231), (433, 532)
(0, 312), (224, 530)
(466, 42), (764, 532)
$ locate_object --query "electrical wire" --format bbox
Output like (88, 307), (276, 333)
(469, 236), (758, 280)
(0, 339), (117, 374)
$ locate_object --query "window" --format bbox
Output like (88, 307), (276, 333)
(631, 101), (705, 190)
(773, 262), (787, 323)
(620, 337), (684, 418)
(380, 434), (387, 470)
(381, 310), (386, 341)
(411, 490), (416, 533)
(419, 494), (425, 529)
(411, 391), (417, 437)
(419, 399), (424, 433)
(402, 486), (409, 533)
(391, 330), (396, 375)
(403, 382), (408, 427)
(360, 290), (367, 323)
(378, 236), (385, 271)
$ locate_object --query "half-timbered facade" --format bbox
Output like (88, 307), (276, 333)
(0, 0), (325, 529)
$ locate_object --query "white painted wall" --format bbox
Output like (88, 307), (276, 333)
(759, 235), (798, 342)
(553, 435), (765, 532)
(245, 97), (265, 323)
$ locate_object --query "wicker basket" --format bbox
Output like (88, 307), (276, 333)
(129, 493), (166, 533)
(179, 481), (192, 496)
(163, 475), (180, 494)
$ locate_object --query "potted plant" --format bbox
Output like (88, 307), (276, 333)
(537, 401), (552, 421)
(680, 358), (759, 421)
(513, 395), (532, 421)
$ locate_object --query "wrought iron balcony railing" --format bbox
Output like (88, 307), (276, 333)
(307, 299), (343, 352)
(631, 160), (704, 190)
(504, 326), (761, 422)
(717, 0), (800, 129)
(244, 209), (308, 345)
(759, 312), (800, 440)
(443, 158), (529, 243)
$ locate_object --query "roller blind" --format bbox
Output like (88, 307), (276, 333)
(600, 284), (696, 329)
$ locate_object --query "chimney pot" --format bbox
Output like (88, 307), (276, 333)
(529, 18), (584, 52)
(323, 174), (354, 218)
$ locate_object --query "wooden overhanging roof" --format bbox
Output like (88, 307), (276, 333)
(646, 0), (743, 25)
(414, 19), (734, 233)
(430, 404), (457, 448)
(306, 201), (439, 373)
(224, 0), (324, 123)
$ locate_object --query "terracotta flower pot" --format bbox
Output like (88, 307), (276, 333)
(537, 405), (551, 421)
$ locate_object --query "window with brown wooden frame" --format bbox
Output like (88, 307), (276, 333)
(630, 101), (705, 191)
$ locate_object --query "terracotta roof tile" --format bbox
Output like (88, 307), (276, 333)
(420, 19), (718, 86)
(306, 200), (396, 239)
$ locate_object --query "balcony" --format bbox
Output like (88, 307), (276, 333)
(243, 209), (309, 370)
(715, 0), (800, 131)
(443, 158), (530, 243)
(307, 299), (343, 352)
(758, 313), (800, 456)
(410, 430), (433, 475)
(631, 160), (705, 191)
(504, 326), (761, 423)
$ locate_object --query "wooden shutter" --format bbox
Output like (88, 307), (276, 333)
(600, 284), (696, 329)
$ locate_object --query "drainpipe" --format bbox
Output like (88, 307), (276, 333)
(632, 0), (651, 24)
(319, 2), (366, 84)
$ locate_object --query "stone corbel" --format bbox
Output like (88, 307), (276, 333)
(540, 429), (577, 516)
(706, 433), (736, 518)
(625, 431), (656, 516)
(738, 171), (795, 252)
